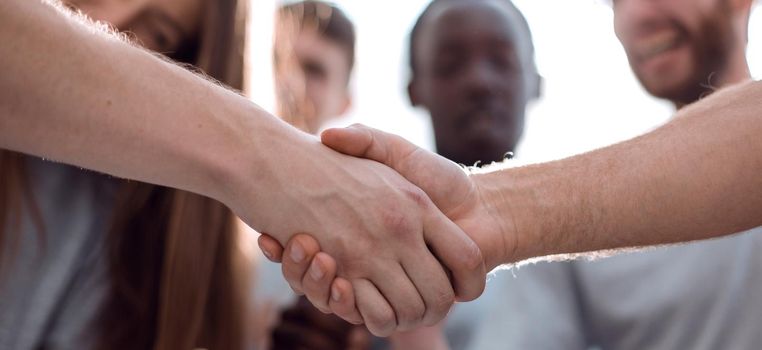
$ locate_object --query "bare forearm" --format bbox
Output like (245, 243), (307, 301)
(0, 0), (298, 206)
(481, 81), (762, 262)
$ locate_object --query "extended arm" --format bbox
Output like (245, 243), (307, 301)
(0, 0), (487, 335)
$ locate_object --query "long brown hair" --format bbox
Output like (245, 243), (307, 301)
(0, 0), (251, 349)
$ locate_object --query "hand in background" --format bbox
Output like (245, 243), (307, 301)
(270, 296), (370, 350)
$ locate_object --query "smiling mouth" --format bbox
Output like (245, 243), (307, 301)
(634, 31), (683, 63)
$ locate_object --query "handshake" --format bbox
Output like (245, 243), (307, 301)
(242, 124), (521, 337)
(234, 84), (754, 337)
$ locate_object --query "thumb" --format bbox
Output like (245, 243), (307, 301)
(320, 124), (414, 168)
(321, 124), (471, 214)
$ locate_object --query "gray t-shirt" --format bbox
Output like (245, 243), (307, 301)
(468, 228), (762, 350)
(0, 158), (117, 350)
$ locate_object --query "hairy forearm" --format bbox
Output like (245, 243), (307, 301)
(0, 0), (300, 206)
(481, 81), (762, 262)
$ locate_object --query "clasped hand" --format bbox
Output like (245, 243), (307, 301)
(256, 124), (513, 336)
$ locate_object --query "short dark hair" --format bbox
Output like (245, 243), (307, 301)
(409, 0), (535, 76)
(279, 1), (356, 71)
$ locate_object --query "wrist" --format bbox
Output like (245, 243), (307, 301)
(470, 166), (548, 266)
(208, 100), (310, 230)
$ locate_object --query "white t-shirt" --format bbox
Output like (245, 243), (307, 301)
(468, 227), (762, 350)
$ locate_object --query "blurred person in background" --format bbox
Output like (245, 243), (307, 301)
(256, 2), (370, 349)
(273, 0), (355, 134)
(0, 0), (254, 349)
(4, 0), (492, 340)
(260, 0), (540, 348)
(263, 3), (456, 349)
(407, 0), (539, 166)
(397, 0), (540, 347)
(467, 0), (762, 349)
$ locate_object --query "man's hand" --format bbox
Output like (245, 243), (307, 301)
(231, 129), (486, 336)
(320, 124), (514, 270)
(257, 124), (517, 325)
(259, 235), (450, 350)
(0, 0), (484, 336)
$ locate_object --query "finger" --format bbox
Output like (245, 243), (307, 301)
(329, 277), (363, 325)
(368, 262), (430, 332)
(301, 252), (337, 313)
(423, 210), (486, 302)
(257, 233), (284, 262)
(321, 124), (402, 165)
(400, 242), (455, 326)
(353, 278), (396, 337)
(325, 125), (485, 298)
(282, 234), (321, 295)
(322, 124), (469, 212)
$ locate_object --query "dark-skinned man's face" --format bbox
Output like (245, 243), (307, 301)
(410, 0), (538, 165)
(613, 0), (737, 106)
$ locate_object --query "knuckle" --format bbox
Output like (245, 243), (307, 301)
(402, 186), (430, 209)
(367, 309), (396, 334)
(461, 240), (485, 271)
(380, 209), (417, 241)
(332, 236), (371, 274)
(433, 288), (456, 311)
(424, 290), (454, 325)
(397, 301), (426, 327)
(337, 251), (370, 278)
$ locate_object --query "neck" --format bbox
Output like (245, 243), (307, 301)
(673, 50), (752, 109)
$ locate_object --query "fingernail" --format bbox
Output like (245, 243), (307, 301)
(331, 284), (341, 302)
(261, 248), (274, 261)
(290, 241), (305, 263)
(309, 261), (324, 280)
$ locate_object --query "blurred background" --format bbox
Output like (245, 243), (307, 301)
(248, 0), (761, 163)
(247, 2), (762, 349)
(9, 1), (762, 350)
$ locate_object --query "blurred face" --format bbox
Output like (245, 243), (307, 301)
(275, 25), (352, 134)
(411, 0), (538, 165)
(65, 0), (202, 54)
(613, 0), (736, 105)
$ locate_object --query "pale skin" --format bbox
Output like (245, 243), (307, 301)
(275, 25), (352, 134)
(0, 0), (489, 337)
(613, 0), (753, 108)
(261, 79), (762, 326)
